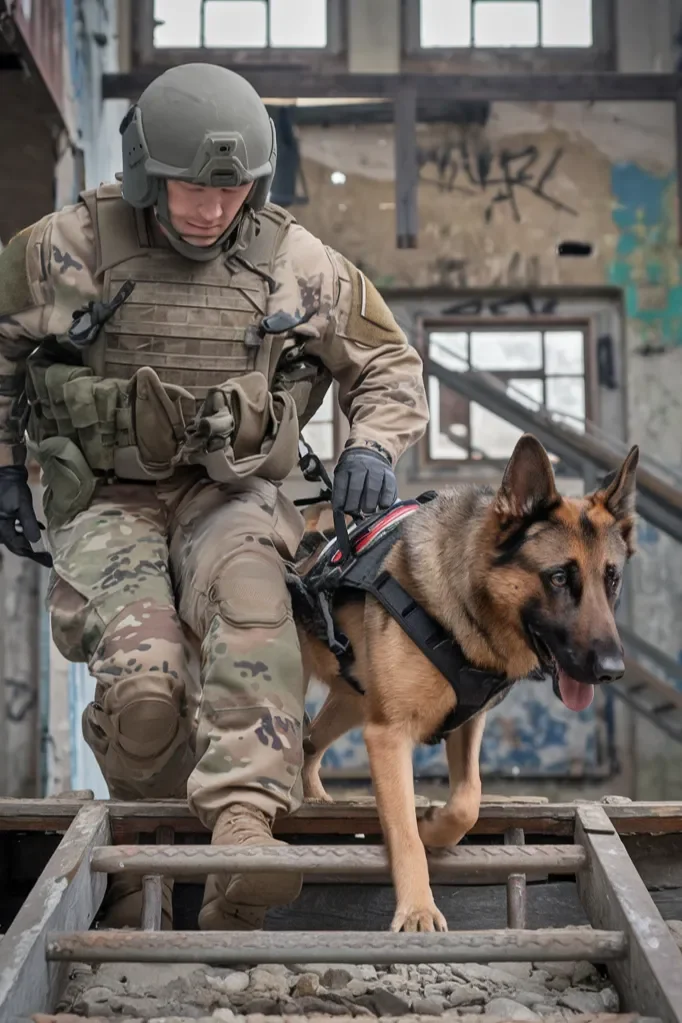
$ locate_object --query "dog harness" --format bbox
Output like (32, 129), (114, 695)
(288, 491), (516, 743)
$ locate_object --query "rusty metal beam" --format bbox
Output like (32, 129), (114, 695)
(1, 798), (681, 838)
(89, 842), (585, 881)
(46, 926), (628, 966)
(102, 70), (682, 102)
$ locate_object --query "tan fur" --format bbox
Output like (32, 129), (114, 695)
(295, 436), (638, 932)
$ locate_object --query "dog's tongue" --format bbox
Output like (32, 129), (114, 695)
(558, 669), (594, 712)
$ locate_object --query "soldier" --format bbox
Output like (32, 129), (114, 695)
(0, 63), (429, 930)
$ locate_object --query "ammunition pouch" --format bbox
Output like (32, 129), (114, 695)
(26, 357), (303, 490)
(28, 435), (97, 527)
(184, 371), (300, 483)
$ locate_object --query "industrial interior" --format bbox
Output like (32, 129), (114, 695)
(0, 1), (681, 1021)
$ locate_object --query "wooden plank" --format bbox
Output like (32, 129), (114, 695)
(575, 804), (682, 1023)
(0, 799), (680, 839)
(90, 842), (585, 881)
(46, 926), (627, 966)
(102, 71), (682, 103)
(0, 803), (110, 1020)
(126, 879), (682, 934)
(623, 834), (682, 889)
(394, 85), (418, 249)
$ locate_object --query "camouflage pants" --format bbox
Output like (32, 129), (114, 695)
(46, 471), (306, 828)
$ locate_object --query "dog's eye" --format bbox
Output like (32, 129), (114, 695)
(605, 564), (620, 589)
(550, 569), (567, 588)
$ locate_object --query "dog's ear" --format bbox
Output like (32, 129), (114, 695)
(591, 445), (639, 554)
(494, 434), (559, 522)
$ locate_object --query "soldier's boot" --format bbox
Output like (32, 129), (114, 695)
(99, 873), (174, 930)
(198, 803), (302, 930)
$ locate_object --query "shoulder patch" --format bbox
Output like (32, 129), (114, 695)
(342, 256), (403, 346)
(0, 226), (33, 316)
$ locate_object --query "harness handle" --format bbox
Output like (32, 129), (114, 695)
(333, 506), (353, 564)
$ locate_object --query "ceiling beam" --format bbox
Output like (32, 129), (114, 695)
(102, 70), (682, 103)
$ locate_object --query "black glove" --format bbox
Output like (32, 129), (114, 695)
(332, 447), (397, 517)
(0, 465), (53, 567)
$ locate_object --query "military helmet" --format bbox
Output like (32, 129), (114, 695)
(119, 63), (277, 260)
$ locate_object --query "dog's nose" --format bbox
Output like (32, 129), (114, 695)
(593, 652), (625, 683)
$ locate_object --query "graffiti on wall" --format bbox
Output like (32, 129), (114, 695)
(610, 163), (682, 350)
(418, 141), (578, 223)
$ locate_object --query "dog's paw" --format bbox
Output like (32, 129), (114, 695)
(302, 776), (334, 803)
(390, 902), (448, 933)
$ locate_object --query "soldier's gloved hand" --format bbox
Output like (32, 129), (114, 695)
(332, 447), (397, 517)
(0, 465), (53, 567)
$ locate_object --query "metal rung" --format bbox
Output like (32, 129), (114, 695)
(90, 842), (586, 880)
(46, 927), (628, 966)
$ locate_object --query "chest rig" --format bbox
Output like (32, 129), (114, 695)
(78, 183), (294, 398)
(288, 493), (516, 743)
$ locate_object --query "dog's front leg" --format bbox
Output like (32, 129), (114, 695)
(303, 683), (366, 802)
(365, 720), (447, 932)
(418, 712), (486, 849)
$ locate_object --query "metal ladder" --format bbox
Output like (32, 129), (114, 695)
(0, 797), (681, 1021)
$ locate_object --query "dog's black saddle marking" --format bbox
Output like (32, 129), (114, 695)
(287, 493), (515, 743)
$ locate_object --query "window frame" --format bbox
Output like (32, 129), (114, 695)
(418, 314), (598, 472)
(403, 0), (615, 70)
(135, 0), (344, 65)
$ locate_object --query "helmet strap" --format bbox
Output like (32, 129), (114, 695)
(153, 180), (253, 262)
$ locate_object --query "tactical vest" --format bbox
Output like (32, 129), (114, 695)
(25, 185), (327, 519)
(78, 183), (294, 399)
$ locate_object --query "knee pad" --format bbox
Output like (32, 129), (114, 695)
(103, 674), (189, 760)
(209, 546), (291, 629)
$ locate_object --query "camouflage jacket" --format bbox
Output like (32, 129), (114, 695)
(0, 190), (428, 469)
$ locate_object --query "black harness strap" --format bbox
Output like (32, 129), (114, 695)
(290, 443), (515, 740)
(354, 570), (514, 736)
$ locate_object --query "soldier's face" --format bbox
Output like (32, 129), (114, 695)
(164, 180), (252, 246)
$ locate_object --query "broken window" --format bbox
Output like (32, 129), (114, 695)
(426, 326), (587, 462)
(420, 0), (593, 49)
(153, 0), (328, 49)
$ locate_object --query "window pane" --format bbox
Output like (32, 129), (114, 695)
(471, 403), (525, 458)
(302, 421), (334, 461)
(270, 0), (327, 46)
(470, 331), (542, 371)
(473, 1), (539, 47)
(420, 0), (471, 47)
(507, 377), (543, 410)
(544, 331), (585, 375)
(428, 379), (468, 459)
(204, 0), (267, 46)
(541, 0), (592, 47)
(546, 377), (585, 430)
(154, 0), (201, 46)
(428, 332), (469, 371)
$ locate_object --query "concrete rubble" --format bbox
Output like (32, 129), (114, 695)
(23, 921), (681, 1022)
(25, 922), (680, 1022)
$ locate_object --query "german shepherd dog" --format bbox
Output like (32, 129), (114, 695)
(294, 434), (638, 933)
